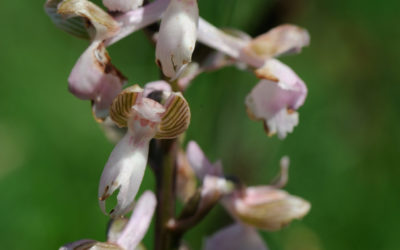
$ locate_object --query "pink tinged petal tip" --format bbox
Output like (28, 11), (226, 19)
(115, 191), (157, 250)
(98, 133), (150, 217)
(205, 223), (268, 250)
(68, 41), (126, 121)
(245, 59), (307, 139)
(103, 0), (144, 12)
(186, 141), (223, 180)
(155, 0), (199, 79)
(223, 187), (311, 231)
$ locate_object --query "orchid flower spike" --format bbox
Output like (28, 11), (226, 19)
(60, 191), (156, 250)
(99, 82), (190, 217)
(156, 0), (199, 79)
(186, 141), (310, 231)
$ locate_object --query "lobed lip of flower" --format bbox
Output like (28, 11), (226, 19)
(245, 59), (308, 139)
(60, 191), (156, 250)
(98, 83), (190, 217)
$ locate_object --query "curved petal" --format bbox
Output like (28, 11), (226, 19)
(241, 24), (310, 65)
(205, 223), (268, 250)
(68, 41), (126, 121)
(154, 92), (191, 139)
(197, 18), (247, 60)
(103, 0), (144, 12)
(143, 80), (172, 98)
(98, 133), (150, 217)
(105, 0), (170, 46)
(45, 0), (89, 39)
(223, 187), (311, 231)
(245, 59), (307, 139)
(186, 141), (222, 180)
(155, 0), (199, 78)
(115, 191), (157, 250)
(57, 0), (120, 41)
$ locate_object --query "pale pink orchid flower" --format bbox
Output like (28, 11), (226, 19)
(98, 82), (190, 217)
(186, 141), (310, 233)
(60, 191), (156, 250)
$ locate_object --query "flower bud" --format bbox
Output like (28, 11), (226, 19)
(156, 0), (199, 78)
(223, 187), (310, 231)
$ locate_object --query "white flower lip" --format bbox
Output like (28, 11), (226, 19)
(245, 59), (307, 139)
(99, 85), (190, 217)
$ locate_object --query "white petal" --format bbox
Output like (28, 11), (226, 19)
(186, 141), (222, 180)
(98, 133), (149, 217)
(241, 24), (310, 65)
(115, 191), (157, 250)
(197, 18), (247, 59)
(245, 59), (307, 139)
(143, 80), (172, 98)
(223, 187), (311, 231)
(205, 223), (268, 250)
(68, 41), (126, 121)
(103, 0), (144, 12)
(106, 0), (170, 46)
(155, 0), (199, 78)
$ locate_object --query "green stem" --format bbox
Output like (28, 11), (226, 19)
(154, 139), (177, 250)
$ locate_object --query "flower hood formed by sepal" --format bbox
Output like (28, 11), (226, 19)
(99, 84), (190, 217)
(245, 59), (307, 139)
(156, 0), (199, 79)
(60, 191), (157, 250)
(103, 0), (144, 12)
(204, 223), (268, 250)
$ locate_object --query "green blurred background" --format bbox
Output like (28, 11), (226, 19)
(0, 0), (399, 249)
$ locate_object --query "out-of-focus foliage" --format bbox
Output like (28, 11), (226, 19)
(0, 0), (399, 249)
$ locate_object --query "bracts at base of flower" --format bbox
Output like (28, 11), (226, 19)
(60, 191), (156, 250)
(156, 0), (199, 79)
(99, 84), (190, 217)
